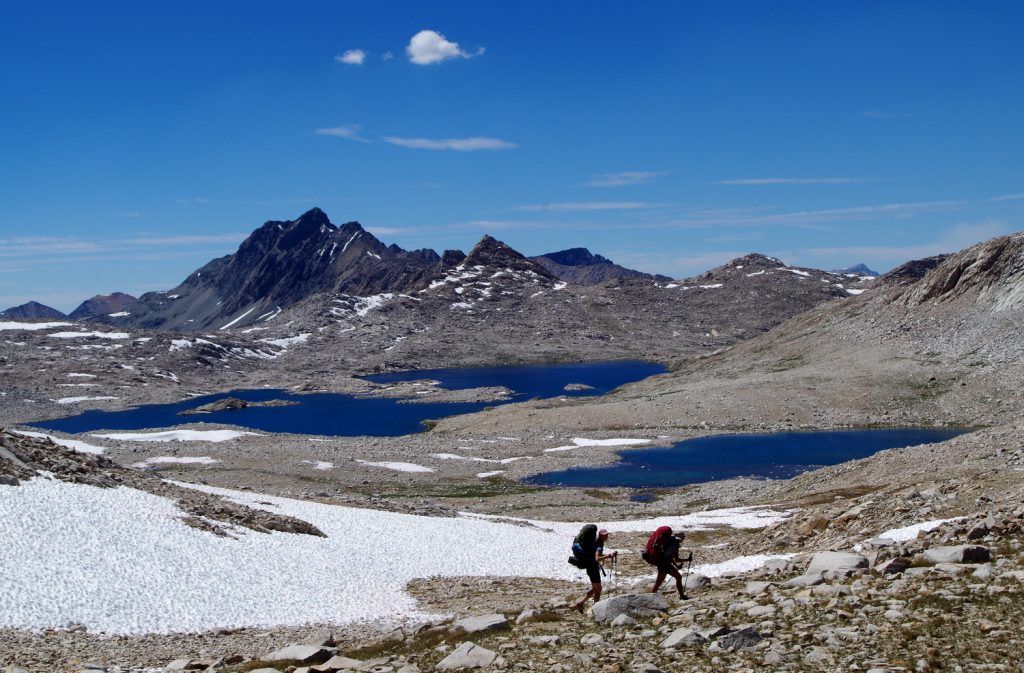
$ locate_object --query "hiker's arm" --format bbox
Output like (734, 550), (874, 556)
(596, 549), (618, 561)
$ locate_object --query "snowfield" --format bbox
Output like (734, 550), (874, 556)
(544, 437), (650, 453)
(0, 321), (73, 331)
(0, 478), (794, 635)
(92, 430), (260, 443)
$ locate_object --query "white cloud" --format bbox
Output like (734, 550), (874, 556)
(406, 30), (479, 65)
(381, 51), (394, 61)
(586, 171), (666, 188)
(336, 49), (366, 66)
(515, 202), (660, 212)
(382, 136), (515, 151)
(990, 193), (1024, 202)
(717, 178), (868, 185)
(315, 125), (371, 143)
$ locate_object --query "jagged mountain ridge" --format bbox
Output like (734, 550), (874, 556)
(530, 247), (671, 285)
(15, 208), (868, 334)
(112, 208), (447, 331)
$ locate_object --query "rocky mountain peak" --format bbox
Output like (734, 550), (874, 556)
(728, 253), (786, 270)
(464, 236), (555, 278)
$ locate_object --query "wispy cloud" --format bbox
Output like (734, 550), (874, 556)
(112, 211), (141, 218)
(382, 136), (515, 151)
(717, 177), (869, 185)
(174, 197), (210, 205)
(335, 49), (366, 65)
(365, 226), (415, 237)
(381, 51), (394, 61)
(0, 234), (245, 259)
(406, 30), (483, 65)
(673, 200), (965, 228)
(514, 201), (661, 212)
(316, 125), (371, 143)
(990, 193), (1024, 202)
(586, 171), (666, 188)
(863, 110), (913, 119)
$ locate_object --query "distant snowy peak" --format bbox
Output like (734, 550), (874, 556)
(834, 263), (880, 277)
(0, 301), (68, 321)
(531, 247), (671, 285)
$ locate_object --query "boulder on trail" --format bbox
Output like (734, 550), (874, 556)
(922, 545), (991, 564)
(452, 613), (510, 634)
(717, 626), (763, 650)
(435, 642), (498, 670)
(263, 645), (333, 664)
(591, 593), (669, 623)
(805, 551), (869, 575)
(683, 572), (710, 591)
(661, 627), (706, 649)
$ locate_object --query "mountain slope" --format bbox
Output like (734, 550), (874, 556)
(442, 231), (1024, 436)
(69, 293), (138, 320)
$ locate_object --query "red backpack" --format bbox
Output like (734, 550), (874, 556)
(642, 526), (673, 565)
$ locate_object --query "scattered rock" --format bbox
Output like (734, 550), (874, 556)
(263, 645), (333, 664)
(922, 545), (991, 564)
(452, 614), (510, 634)
(805, 551), (869, 575)
(435, 642), (497, 670)
(591, 594), (668, 624)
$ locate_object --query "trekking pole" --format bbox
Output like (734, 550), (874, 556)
(681, 554), (693, 599)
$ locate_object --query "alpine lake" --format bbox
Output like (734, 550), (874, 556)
(32, 360), (970, 490)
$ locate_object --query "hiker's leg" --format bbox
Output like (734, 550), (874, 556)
(668, 566), (684, 596)
(652, 570), (666, 593)
(592, 581), (602, 603)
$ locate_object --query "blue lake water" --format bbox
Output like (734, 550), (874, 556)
(526, 427), (971, 489)
(31, 360), (666, 436)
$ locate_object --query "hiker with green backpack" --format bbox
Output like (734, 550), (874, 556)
(568, 524), (618, 613)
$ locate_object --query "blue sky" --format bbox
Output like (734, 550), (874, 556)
(2, 1), (1023, 312)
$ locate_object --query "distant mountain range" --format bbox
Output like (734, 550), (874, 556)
(3, 207), (865, 332)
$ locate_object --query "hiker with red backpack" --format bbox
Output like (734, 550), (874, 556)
(568, 524), (618, 613)
(642, 525), (693, 599)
